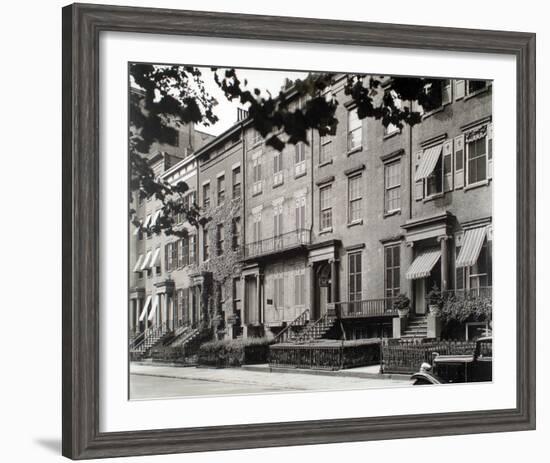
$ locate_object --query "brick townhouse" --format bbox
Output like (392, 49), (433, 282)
(130, 75), (493, 350)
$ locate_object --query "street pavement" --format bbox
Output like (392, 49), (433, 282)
(130, 363), (413, 399)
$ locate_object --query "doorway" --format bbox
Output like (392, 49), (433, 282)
(314, 262), (331, 320)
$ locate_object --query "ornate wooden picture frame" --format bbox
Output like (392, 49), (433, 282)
(62, 3), (536, 459)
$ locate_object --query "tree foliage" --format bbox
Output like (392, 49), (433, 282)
(129, 64), (446, 237)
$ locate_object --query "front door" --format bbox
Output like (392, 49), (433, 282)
(415, 279), (425, 315)
(245, 276), (258, 324)
(315, 263), (331, 319)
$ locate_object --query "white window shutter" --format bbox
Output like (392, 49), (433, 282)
(414, 151), (424, 200)
(455, 80), (465, 100)
(443, 140), (453, 192)
(488, 123), (493, 179)
(454, 135), (465, 189)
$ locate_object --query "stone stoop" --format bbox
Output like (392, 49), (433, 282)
(401, 316), (428, 339)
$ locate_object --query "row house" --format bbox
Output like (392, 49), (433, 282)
(130, 76), (493, 345)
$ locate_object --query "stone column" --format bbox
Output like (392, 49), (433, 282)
(405, 242), (415, 299)
(439, 236), (450, 291)
(307, 263), (315, 319)
(256, 273), (263, 325)
(330, 259), (339, 303)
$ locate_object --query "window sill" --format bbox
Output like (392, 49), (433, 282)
(383, 209), (401, 218)
(347, 219), (363, 228)
(252, 190), (263, 197)
(319, 228), (333, 235)
(383, 130), (400, 140)
(347, 146), (363, 156)
(272, 181), (284, 189)
(248, 140), (263, 150)
(294, 171), (307, 180)
(423, 192), (444, 202)
(464, 87), (489, 101)
(421, 104), (447, 120)
(318, 159), (333, 168)
(464, 179), (490, 191)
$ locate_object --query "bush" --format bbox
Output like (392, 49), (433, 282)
(198, 337), (273, 367)
(440, 293), (492, 323)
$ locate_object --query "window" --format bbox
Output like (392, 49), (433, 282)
(273, 204), (283, 248)
(320, 185), (332, 231)
(232, 166), (241, 199)
(466, 132), (488, 185)
(217, 175), (225, 204)
(455, 232), (492, 294)
(273, 150), (284, 186)
(273, 274), (285, 309)
(202, 182), (210, 208)
(203, 229), (209, 261)
(348, 174), (363, 223)
(466, 80), (487, 95)
(384, 244), (400, 299)
(294, 271), (305, 306)
(347, 109), (362, 151)
(470, 240), (492, 290)
(252, 156), (262, 195)
(178, 238), (189, 267)
(165, 243), (174, 272)
(295, 196), (306, 231)
(348, 252), (362, 305)
(170, 242), (178, 271)
(426, 156), (443, 196)
(441, 79), (452, 105)
(232, 217), (241, 250)
(294, 143), (306, 177)
(384, 160), (401, 213)
(249, 129), (262, 147)
(189, 235), (196, 264)
(319, 135), (333, 164)
(251, 213), (262, 255)
(384, 90), (402, 135)
(216, 224), (224, 256)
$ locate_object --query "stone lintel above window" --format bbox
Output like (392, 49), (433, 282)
(460, 115), (493, 132)
(380, 149), (405, 163)
(315, 175), (335, 186)
(344, 164), (366, 177)
(420, 132), (447, 148)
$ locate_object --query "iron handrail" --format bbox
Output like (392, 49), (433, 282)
(273, 308), (310, 344)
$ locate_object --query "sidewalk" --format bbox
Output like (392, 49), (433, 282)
(240, 363), (410, 381)
(130, 362), (412, 396)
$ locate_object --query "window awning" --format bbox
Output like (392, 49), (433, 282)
(138, 295), (152, 321)
(406, 249), (441, 280)
(143, 214), (152, 228)
(132, 254), (144, 272)
(456, 227), (486, 268)
(152, 210), (162, 226)
(140, 251), (152, 271)
(414, 144), (443, 181)
(148, 295), (159, 321)
(151, 248), (161, 268)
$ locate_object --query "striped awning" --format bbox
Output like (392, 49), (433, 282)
(456, 227), (486, 268)
(151, 210), (162, 226)
(132, 254), (144, 273)
(138, 295), (152, 321)
(150, 248), (161, 268)
(140, 251), (152, 271)
(414, 144), (443, 181)
(148, 295), (159, 321)
(406, 249), (441, 280)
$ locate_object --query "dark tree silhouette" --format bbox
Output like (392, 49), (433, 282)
(129, 64), (445, 237)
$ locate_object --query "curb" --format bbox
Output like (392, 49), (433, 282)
(240, 364), (411, 381)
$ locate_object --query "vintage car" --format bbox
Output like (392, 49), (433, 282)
(411, 337), (492, 385)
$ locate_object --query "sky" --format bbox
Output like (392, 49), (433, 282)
(193, 67), (308, 136)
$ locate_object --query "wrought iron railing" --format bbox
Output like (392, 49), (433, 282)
(273, 308), (310, 344)
(333, 297), (399, 318)
(443, 287), (492, 299)
(243, 229), (310, 259)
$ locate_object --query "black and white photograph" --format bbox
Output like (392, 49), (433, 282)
(128, 64), (494, 399)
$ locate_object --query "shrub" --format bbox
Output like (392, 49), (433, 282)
(392, 293), (410, 311)
(427, 284), (443, 308)
(440, 293), (492, 323)
(198, 337), (273, 367)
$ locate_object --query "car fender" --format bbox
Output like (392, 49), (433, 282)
(411, 371), (442, 385)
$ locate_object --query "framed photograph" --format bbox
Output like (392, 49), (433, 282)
(62, 3), (536, 459)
